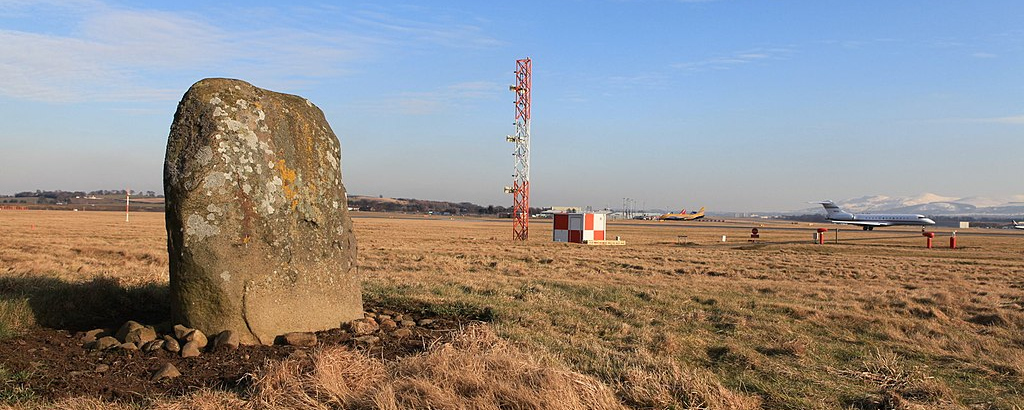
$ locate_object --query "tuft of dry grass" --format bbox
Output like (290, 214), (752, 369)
(836, 349), (968, 410)
(0, 390), (247, 410)
(250, 345), (387, 409)
(0, 300), (33, 339)
(250, 324), (625, 410)
(621, 362), (762, 410)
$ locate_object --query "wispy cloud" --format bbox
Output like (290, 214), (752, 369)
(955, 114), (1024, 125)
(606, 73), (671, 88)
(610, 0), (723, 3)
(348, 8), (503, 49)
(0, 2), (501, 103)
(387, 81), (502, 115)
(671, 47), (794, 71)
(0, 5), (365, 102)
(983, 114), (1024, 124)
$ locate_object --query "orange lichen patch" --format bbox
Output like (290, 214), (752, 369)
(292, 119), (317, 172)
(276, 159), (298, 207)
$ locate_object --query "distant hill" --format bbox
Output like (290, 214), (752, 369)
(789, 193), (1024, 217)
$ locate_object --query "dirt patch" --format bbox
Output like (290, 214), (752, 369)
(0, 312), (474, 403)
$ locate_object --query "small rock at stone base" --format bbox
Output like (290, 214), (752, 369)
(151, 363), (181, 381)
(163, 335), (180, 353)
(114, 321), (144, 343)
(400, 320), (416, 328)
(347, 318), (379, 336)
(142, 339), (165, 352)
(378, 314), (392, 321)
(353, 335), (379, 345)
(118, 342), (139, 351)
(417, 319), (435, 327)
(94, 336), (120, 350)
(184, 329), (208, 348)
(173, 324), (191, 340)
(393, 314), (404, 322)
(213, 330), (240, 350)
(282, 332), (317, 347)
(379, 318), (398, 332)
(391, 329), (413, 338)
(180, 340), (201, 358)
(81, 329), (105, 344)
(125, 326), (157, 345)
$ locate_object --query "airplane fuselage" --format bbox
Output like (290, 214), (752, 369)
(660, 215), (705, 221)
(817, 201), (935, 230)
(659, 206), (705, 221)
(826, 213), (936, 230)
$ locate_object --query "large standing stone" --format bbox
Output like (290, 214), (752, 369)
(164, 78), (361, 345)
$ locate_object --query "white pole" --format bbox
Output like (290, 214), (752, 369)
(125, 189), (130, 222)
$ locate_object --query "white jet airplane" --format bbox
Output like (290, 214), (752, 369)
(816, 200), (936, 230)
(1012, 220), (1024, 230)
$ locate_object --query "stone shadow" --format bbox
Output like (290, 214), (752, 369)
(0, 275), (169, 332)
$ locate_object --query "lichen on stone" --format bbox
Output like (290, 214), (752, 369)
(196, 146), (214, 166)
(185, 213), (219, 242)
(203, 172), (226, 189)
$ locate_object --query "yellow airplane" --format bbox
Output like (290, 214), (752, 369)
(659, 206), (705, 221)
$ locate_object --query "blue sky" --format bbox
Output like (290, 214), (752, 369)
(0, 1), (1021, 211)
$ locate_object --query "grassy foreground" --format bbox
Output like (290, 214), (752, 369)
(1, 210), (1022, 409)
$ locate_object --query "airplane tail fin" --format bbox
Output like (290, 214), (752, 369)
(818, 200), (845, 217)
(696, 207), (705, 214)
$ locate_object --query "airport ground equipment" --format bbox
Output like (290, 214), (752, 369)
(505, 58), (532, 241)
(584, 239), (626, 246)
(923, 231), (935, 248)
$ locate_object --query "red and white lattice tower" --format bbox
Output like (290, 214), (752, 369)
(505, 58), (531, 241)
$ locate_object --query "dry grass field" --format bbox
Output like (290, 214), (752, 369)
(1, 210), (1023, 409)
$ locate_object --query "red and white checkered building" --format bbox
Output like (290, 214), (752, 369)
(553, 213), (606, 243)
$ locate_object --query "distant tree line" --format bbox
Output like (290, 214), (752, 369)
(11, 190), (161, 200)
(776, 214), (829, 223)
(347, 196), (543, 216)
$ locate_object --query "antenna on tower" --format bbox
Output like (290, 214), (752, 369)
(507, 58), (532, 241)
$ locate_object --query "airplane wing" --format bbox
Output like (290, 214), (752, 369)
(830, 220), (892, 227)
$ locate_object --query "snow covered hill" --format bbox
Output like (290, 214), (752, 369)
(792, 193), (1024, 216)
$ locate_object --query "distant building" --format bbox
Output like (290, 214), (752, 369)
(542, 206), (582, 215)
